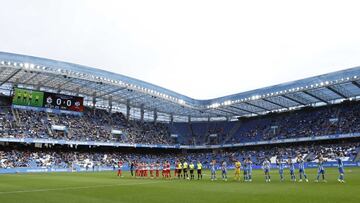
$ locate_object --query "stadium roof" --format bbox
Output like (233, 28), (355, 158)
(1, 52), (360, 121)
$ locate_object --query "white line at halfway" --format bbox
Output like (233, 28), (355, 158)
(0, 181), (162, 195)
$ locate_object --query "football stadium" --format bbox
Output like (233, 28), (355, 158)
(1, 1), (360, 203)
(1, 52), (360, 203)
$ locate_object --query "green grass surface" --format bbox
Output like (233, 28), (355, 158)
(0, 168), (359, 203)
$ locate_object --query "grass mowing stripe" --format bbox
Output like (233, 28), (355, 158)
(0, 181), (162, 195)
(0, 168), (358, 203)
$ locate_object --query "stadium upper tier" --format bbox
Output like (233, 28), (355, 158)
(1, 52), (360, 120)
(1, 100), (360, 146)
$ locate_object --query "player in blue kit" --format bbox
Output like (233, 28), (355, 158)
(337, 152), (345, 183)
(243, 158), (248, 181)
(262, 158), (271, 183)
(276, 158), (285, 181)
(287, 158), (296, 182)
(210, 160), (216, 181)
(297, 155), (308, 182)
(315, 154), (326, 182)
(221, 161), (227, 181)
(246, 158), (253, 182)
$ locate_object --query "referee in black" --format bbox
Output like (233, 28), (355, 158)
(130, 161), (135, 176)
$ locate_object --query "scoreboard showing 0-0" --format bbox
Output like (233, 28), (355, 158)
(12, 88), (84, 112)
(43, 92), (84, 112)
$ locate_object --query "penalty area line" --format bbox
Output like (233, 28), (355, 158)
(0, 181), (162, 195)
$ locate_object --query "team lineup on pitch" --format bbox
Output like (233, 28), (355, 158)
(117, 154), (346, 183)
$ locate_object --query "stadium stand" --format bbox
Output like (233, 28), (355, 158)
(171, 100), (360, 145)
(0, 106), (172, 145)
(2, 100), (360, 145)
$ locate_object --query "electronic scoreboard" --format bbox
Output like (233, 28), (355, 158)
(12, 88), (84, 112)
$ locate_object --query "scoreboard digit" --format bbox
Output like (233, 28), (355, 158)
(43, 92), (84, 112)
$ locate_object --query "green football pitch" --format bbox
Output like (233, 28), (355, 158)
(0, 168), (359, 203)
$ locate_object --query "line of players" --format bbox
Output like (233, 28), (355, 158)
(116, 153), (346, 183)
(117, 160), (204, 180)
(260, 154), (345, 183)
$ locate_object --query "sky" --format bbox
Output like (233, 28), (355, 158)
(1, 0), (360, 99)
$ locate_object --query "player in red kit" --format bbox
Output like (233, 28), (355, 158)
(146, 162), (149, 178)
(142, 162), (146, 178)
(174, 160), (178, 177)
(137, 162), (141, 178)
(166, 161), (171, 179)
(156, 161), (160, 178)
(117, 160), (123, 177)
(150, 162), (155, 178)
(143, 162), (146, 177)
(138, 162), (142, 178)
(135, 162), (139, 177)
(162, 161), (166, 178)
(139, 163), (144, 178)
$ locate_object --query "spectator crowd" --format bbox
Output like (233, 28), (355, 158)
(1, 142), (358, 169)
(0, 107), (172, 145)
(1, 100), (360, 146)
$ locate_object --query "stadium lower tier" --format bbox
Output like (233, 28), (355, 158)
(1, 141), (359, 174)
